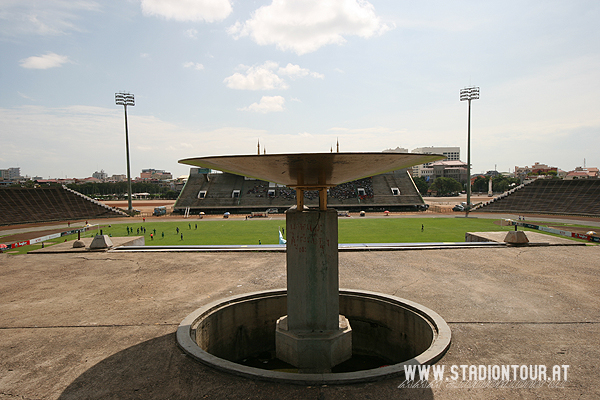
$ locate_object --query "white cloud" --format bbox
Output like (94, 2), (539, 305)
(0, 0), (100, 38)
(240, 96), (285, 113)
(226, 21), (242, 36)
(224, 61), (323, 90)
(228, 0), (391, 55)
(18, 92), (35, 100)
(183, 61), (204, 70)
(278, 63), (324, 79)
(0, 105), (269, 178)
(224, 61), (288, 90)
(140, 0), (232, 22)
(185, 28), (198, 38)
(19, 52), (70, 69)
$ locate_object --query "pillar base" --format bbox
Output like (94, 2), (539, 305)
(275, 315), (352, 373)
(504, 231), (529, 244)
(89, 235), (113, 249)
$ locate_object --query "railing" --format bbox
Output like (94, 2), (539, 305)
(62, 185), (129, 216)
(471, 180), (533, 211)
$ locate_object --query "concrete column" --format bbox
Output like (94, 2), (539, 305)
(276, 207), (352, 372)
(286, 208), (339, 331)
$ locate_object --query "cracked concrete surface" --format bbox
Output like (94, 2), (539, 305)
(0, 246), (599, 399)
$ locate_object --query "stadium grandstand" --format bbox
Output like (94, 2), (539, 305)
(0, 186), (128, 226)
(174, 168), (427, 214)
(474, 178), (600, 217)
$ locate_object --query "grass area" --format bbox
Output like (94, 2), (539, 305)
(86, 217), (524, 245)
(338, 217), (510, 243)
(7, 215), (596, 255)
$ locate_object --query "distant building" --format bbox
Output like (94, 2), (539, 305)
(411, 146), (461, 177)
(92, 170), (108, 180)
(140, 169), (173, 181)
(33, 179), (59, 185)
(9, 167), (21, 180)
(383, 147), (409, 153)
(109, 174), (127, 182)
(80, 177), (102, 183)
(424, 160), (468, 183)
(0, 167), (21, 180)
(514, 162), (557, 180)
(565, 167), (599, 180)
(59, 178), (77, 185)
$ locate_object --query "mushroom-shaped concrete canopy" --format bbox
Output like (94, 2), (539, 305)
(179, 152), (444, 190)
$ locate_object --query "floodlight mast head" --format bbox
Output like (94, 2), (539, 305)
(460, 86), (480, 101)
(115, 92), (135, 107)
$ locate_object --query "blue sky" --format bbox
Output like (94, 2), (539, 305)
(1, 0), (599, 179)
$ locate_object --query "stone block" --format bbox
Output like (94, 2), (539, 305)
(504, 231), (529, 244)
(276, 314), (352, 373)
(89, 235), (113, 249)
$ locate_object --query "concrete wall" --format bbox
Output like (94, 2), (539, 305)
(194, 292), (287, 362)
(192, 290), (435, 364)
(340, 292), (434, 362)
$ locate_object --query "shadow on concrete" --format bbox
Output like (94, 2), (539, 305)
(58, 332), (435, 400)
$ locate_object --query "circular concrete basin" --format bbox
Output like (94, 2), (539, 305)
(177, 289), (451, 384)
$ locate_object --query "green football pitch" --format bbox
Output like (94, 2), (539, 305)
(60, 217), (556, 245)
(6, 216), (594, 255)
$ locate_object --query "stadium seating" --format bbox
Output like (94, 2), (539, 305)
(0, 186), (127, 226)
(174, 169), (425, 214)
(475, 179), (600, 216)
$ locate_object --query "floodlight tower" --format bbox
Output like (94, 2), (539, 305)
(460, 86), (479, 215)
(115, 92), (135, 215)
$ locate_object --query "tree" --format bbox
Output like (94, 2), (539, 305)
(472, 176), (488, 193)
(430, 177), (462, 196)
(66, 181), (175, 198)
(412, 176), (429, 195)
(164, 190), (179, 199)
(491, 176), (520, 193)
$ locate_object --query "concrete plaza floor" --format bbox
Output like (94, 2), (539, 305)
(1, 245), (599, 399)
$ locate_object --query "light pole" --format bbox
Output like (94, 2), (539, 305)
(115, 92), (135, 215)
(460, 86), (479, 215)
